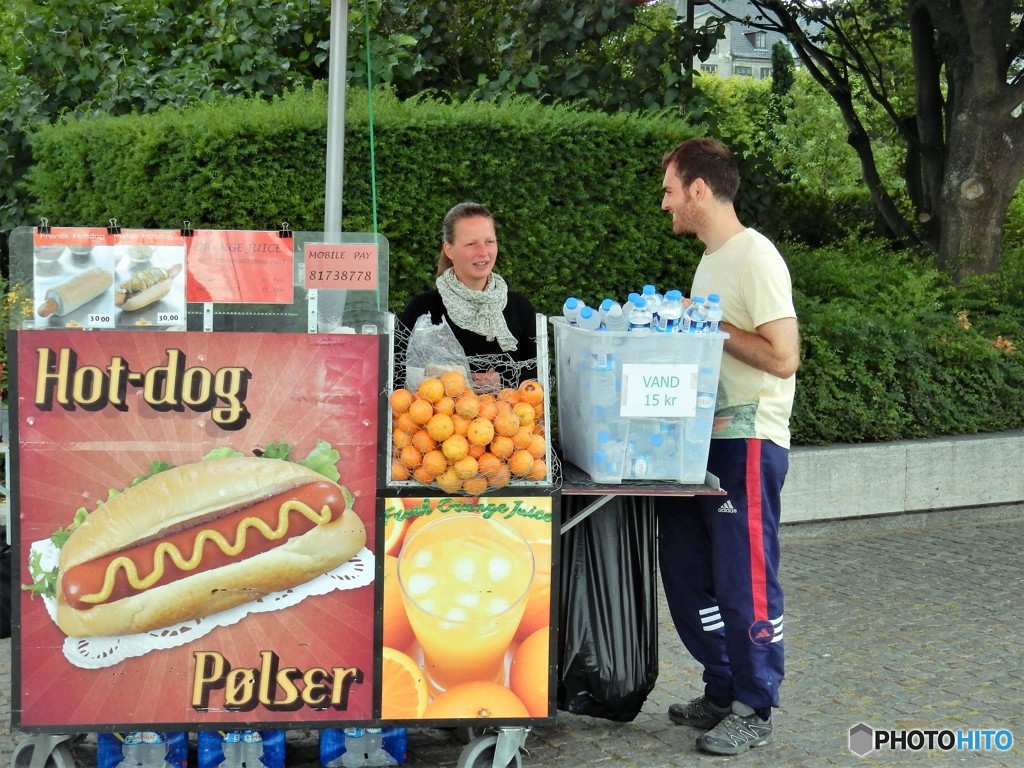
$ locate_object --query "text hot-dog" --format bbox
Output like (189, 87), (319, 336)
(55, 457), (365, 638)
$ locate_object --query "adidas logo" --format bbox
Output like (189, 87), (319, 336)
(717, 500), (738, 514)
(754, 627), (773, 641)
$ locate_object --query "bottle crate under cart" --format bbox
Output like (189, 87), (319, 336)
(550, 317), (727, 484)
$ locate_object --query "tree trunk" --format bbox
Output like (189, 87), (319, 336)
(938, 117), (1021, 280)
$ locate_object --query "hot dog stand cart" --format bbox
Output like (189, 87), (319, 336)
(2, 221), (726, 768)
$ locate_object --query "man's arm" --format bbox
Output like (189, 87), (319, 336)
(719, 316), (800, 379)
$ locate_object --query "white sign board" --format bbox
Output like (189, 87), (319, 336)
(620, 362), (698, 418)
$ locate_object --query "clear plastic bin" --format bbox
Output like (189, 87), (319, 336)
(551, 317), (727, 484)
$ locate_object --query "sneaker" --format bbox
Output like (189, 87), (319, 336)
(667, 695), (731, 729)
(696, 702), (773, 755)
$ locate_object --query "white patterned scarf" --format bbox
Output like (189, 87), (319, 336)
(435, 267), (519, 352)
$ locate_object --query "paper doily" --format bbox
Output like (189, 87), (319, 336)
(31, 539), (375, 669)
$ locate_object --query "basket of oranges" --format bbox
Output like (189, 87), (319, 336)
(388, 370), (549, 493)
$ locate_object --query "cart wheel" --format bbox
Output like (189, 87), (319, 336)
(456, 734), (524, 768)
(12, 740), (76, 768)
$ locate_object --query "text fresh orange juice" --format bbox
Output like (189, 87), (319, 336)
(397, 515), (534, 691)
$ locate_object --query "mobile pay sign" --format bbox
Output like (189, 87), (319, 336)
(620, 363), (698, 418)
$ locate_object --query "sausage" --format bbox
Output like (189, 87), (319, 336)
(115, 263), (183, 311)
(61, 481), (345, 610)
(37, 267), (114, 317)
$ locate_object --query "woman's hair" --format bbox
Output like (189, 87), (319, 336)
(436, 201), (494, 276)
(662, 138), (740, 202)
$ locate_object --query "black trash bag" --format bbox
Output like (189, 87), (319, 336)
(1, 539), (11, 639)
(556, 495), (658, 722)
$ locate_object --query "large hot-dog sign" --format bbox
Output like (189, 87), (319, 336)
(12, 330), (381, 729)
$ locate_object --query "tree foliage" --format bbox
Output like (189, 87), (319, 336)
(701, 0), (1024, 279)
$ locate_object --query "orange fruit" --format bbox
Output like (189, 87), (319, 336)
(390, 388), (414, 414)
(422, 681), (530, 719)
(526, 433), (546, 460)
(454, 392), (480, 419)
(398, 444), (423, 470)
(477, 395), (499, 422)
(451, 415), (471, 437)
(489, 434), (515, 460)
(498, 387), (521, 405)
(477, 452), (504, 478)
(452, 455), (479, 480)
(413, 465), (436, 486)
(512, 401), (536, 427)
(508, 449), (535, 478)
(467, 417), (495, 446)
(435, 467), (463, 493)
(509, 627), (550, 718)
(382, 555), (415, 650)
(493, 410), (521, 437)
(411, 428), (437, 454)
(441, 370), (468, 397)
(518, 380), (544, 407)
(390, 458), (409, 481)
(434, 395), (456, 416)
(462, 475), (489, 495)
(488, 463), (511, 489)
(515, 540), (552, 639)
(421, 449), (448, 477)
(394, 412), (418, 435)
(408, 398), (434, 426)
(441, 434), (470, 462)
(512, 425), (534, 451)
(426, 412), (455, 442)
(392, 427), (413, 452)
(525, 461), (547, 481)
(381, 646), (429, 720)
(383, 505), (410, 556)
(467, 442), (486, 459)
(417, 377), (446, 403)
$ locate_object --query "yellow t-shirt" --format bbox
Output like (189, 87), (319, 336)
(690, 228), (797, 449)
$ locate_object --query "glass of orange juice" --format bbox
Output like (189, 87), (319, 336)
(397, 514), (534, 692)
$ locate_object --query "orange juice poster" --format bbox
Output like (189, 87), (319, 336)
(11, 330), (380, 729)
(380, 496), (554, 722)
(185, 230), (293, 304)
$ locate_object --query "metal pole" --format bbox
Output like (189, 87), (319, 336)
(316, 0), (350, 330)
(325, 0), (349, 236)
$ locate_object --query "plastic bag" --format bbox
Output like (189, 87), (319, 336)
(402, 314), (471, 391)
(556, 495), (658, 722)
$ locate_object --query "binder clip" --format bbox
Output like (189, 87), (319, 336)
(278, 221), (293, 239)
(181, 220), (194, 237)
(38, 217), (51, 235)
(107, 218), (122, 235)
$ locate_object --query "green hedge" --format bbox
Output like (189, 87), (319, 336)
(21, 86), (1024, 445)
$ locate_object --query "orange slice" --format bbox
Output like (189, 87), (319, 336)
(380, 647), (429, 720)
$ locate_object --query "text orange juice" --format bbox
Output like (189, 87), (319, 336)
(397, 514), (534, 691)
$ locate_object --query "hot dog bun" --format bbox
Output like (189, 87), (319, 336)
(55, 457), (366, 638)
(117, 263), (182, 311)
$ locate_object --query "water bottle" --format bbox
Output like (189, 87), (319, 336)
(682, 295), (708, 333)
(656, 289), (684, 333)
(122, 733), (167, 768)
(602, 302), (629, 332)
(562, 297), (584, 326)
(623, 292), (641, 315)
(641, 284), (663, 321)
(650, 431), (679, 478)
(221, 731), (264, 768)
(627, 296), (653, 335)
(705, 293), (723, 333)
(626, 440), (650, 479)
(588, 349), (617, 406)
(362, 728), (397, 767)
(596, 429), (625, 475)
(341, 728), (367, 767)
(577, 305), (603, 331)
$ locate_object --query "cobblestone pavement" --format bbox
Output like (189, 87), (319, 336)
(3, 504), (1023, 767)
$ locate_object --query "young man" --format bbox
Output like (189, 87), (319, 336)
(658, 138), (800, 755)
